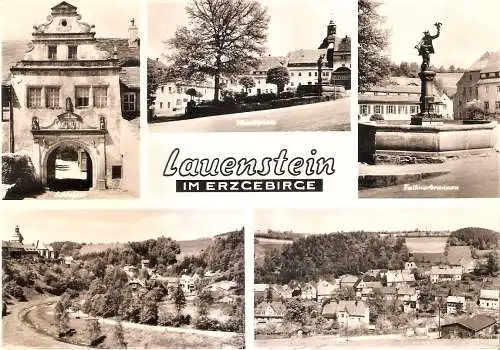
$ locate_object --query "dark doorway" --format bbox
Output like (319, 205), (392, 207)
(46, 144), (93, 191)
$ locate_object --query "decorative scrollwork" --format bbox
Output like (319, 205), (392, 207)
(32, 116), (40, 130)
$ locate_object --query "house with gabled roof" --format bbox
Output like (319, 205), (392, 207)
(317, 279), (338, 302)
(479, 289), (500, 309)
(254, 301), (286, 325)
(430, 265), (463, 283)
(386, 269), (415, 288)
(338, 274), (360, 289)
(322, 300), (370, 329)
(441, 314), (496, 339)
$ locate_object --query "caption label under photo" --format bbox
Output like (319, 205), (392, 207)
(176, 179), (323, 192)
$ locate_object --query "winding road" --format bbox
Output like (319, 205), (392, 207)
(2, 298), (82, 349)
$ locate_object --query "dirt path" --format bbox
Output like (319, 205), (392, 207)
(2, 298), (83, 349)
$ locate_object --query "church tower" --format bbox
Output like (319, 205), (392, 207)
(318, 17), (336, 68)
(11, 225), (24, 244)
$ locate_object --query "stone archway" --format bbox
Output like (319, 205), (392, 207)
(41, 139), (98, 190)
(332, 67), (351, 90)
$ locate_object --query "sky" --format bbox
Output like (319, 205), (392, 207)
(378, 0), (500, 68)
(1, 0), (139, 40)
(255, 205), (500, 234)
(0, 210), (243, 244)
(147, 0), (355, 60)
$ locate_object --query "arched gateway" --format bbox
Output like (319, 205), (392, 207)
(4, 2), (139, 192)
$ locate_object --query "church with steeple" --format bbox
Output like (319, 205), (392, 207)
(283, 17), (351, 90)
(2, 225), (56, 259)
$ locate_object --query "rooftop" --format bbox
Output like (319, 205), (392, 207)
(322, 300), (368, 317)
(443, 314), (496, 332)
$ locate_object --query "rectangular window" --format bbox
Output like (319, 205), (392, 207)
(290, 72), (294, 77)
(497, 86), (500, 92)
(48, 46), (57, 59)
(374, 105), (382, 114)
(386, 105), (395, 114)
(75, 86), (90, 107)
(68, 46), (77, 59)
(167, 102), (171, 108)
(360, 105), (370, 115)
(176, 99), (181, 106)
(123, 92), (136, 111)
(410, 105), (418, 114)
(308, 72), (312, 77)
(93, 86), (108, 108)
(496, 101), (500, 109)
(168, 86), (172, 93)
(45, 87), (60, 108)
(484, 101), (489, 110)
(398, 105), (407, 114)
(27, 87), (42, 108)
(291, 82), (294, 86)
(298, 72), (301, 77)
(160, 102), (163, 108)
(112, 165), (122, 179)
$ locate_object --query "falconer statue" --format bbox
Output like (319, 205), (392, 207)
(415, 22), (442, 70)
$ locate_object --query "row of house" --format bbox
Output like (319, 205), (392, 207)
(254, 299), (370, 330)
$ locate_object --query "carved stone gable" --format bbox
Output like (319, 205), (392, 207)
(51, 2), (78, 16)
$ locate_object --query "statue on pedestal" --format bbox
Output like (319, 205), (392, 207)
(415, 22), (442, 70)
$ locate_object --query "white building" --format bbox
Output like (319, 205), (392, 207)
(430, 266), (463, 283)
(447, 296), (466, 314)
(480, 289), (500, 309)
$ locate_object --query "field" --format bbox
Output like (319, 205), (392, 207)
(78, 243), (127, 256)
(176, 238), (213, 259)
(255, 238), (294, 266)
(405, 237), (448, 254)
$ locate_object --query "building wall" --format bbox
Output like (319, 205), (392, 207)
(154, 82), (215, 117)
(10, 70), (124, 188)
(359, 102), (420, 121)
(480, 298), (499, 309)
(477, 77), (500, 116)
(454, 70), (481, 119)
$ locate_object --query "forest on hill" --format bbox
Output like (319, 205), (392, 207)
(448, 227), (499, 250)
(255, 232), (410, 284)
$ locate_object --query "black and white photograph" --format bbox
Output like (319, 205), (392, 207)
(147, 0), (353, 132)
(1, 209), (245, 349)
(254, 205), (500, 350)
(1, 0), (140, 200)
(358, 0), (500, 198)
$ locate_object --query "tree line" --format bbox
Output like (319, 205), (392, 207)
(255, 232), (410, 284)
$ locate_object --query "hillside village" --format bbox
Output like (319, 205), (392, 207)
(2, 226), (244, 348)
(254, 227), (500, 340)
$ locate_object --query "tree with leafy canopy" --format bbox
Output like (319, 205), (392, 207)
(486, 252), (499, 276)
(266, 66), (289, 94)
(239, 76), (256, 93)
(139, 290), (159, 325)
(174, 284), (186, 315)
(85, 318), (102, 346)
(54, 294), (71, 336)
(112, 320), (127, 348)
(358, 0), (391, 92)
(285, 298), (306, 325)
(186, 88), (198, 100)
(166, 0), (269, 102)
